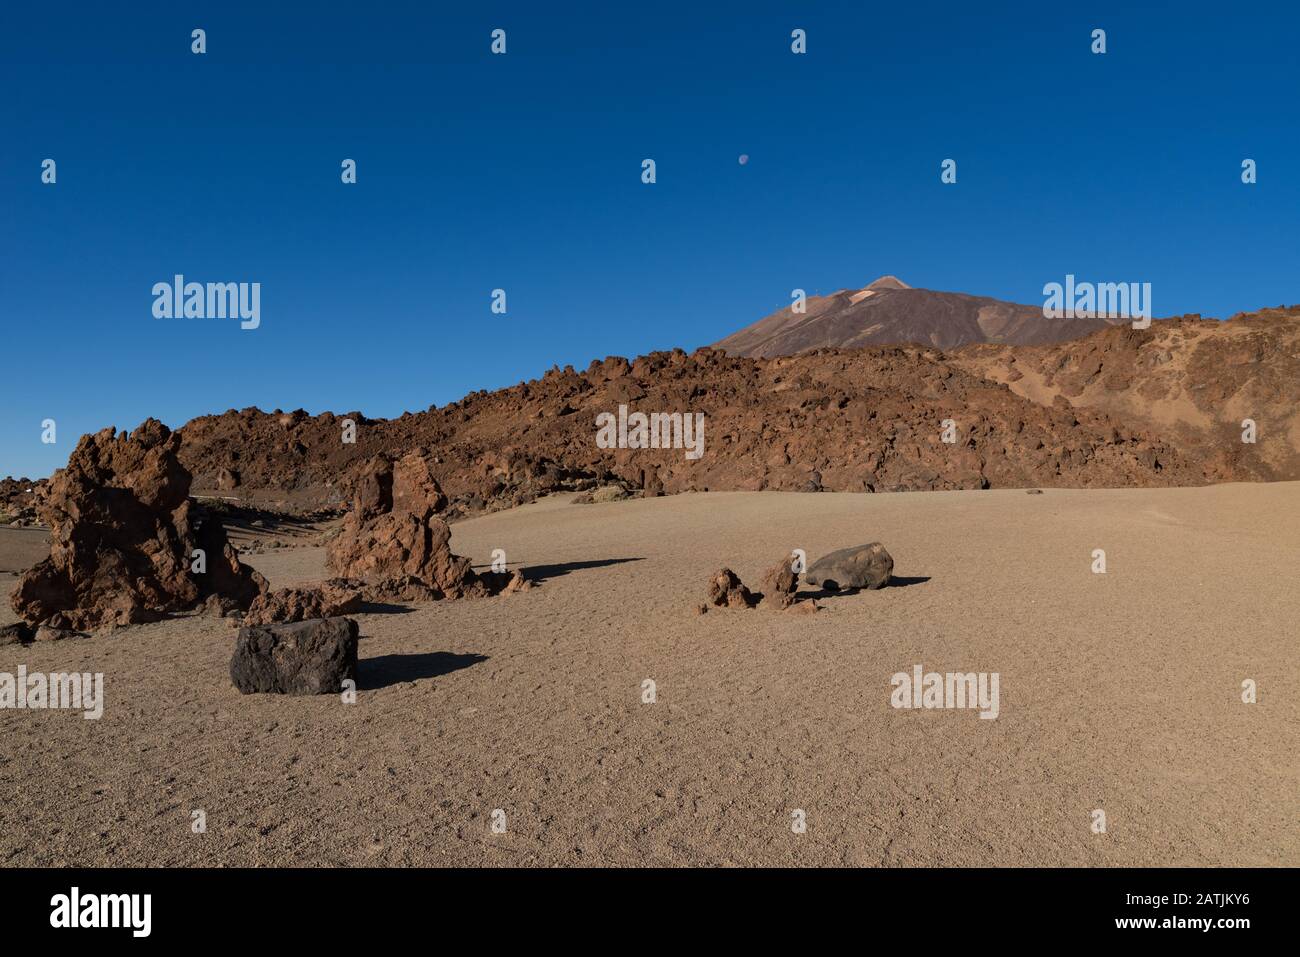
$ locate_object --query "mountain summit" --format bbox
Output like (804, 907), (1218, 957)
(712, 277), (1110, 357)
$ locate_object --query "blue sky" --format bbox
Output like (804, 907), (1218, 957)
(2, 1), (1296, 478)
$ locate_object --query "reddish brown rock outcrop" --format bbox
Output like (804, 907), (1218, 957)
(242, 580), (363, 626)
(758, 555), (799, 609)
(707, 568), (758, 609)
(10, 420), (266, 630)
(0, 476), (44, 527)
(172, 316), (1293, 517)
(325, 451), (488, 600)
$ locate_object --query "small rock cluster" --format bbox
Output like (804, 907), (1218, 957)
(702, 554), (803, 613)
(0, 622), (87, 645)
(702, 542), (894, 614)
(241, 581), (364, 627)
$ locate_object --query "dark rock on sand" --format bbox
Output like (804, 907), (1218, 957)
(231, 617), (359, 695)
(804, 543), (894, 591)
(0, 623), (35, 645)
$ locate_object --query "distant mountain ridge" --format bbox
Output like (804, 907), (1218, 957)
(713, 276), (1113, 357)
(7, 308), (1298, 523)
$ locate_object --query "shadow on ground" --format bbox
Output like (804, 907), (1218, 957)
(473, 556), (645, 583)
(359, 652), (487, 690)
(796, 575), (931, 601)
(357, 601), (416, 616)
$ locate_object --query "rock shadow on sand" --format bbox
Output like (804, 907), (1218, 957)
(357, 601), (417, 616)
(358, 652), (487, 690)
(482, 556), (644, 584)
(796, 575), (931, 601)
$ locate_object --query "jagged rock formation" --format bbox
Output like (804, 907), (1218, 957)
(758, 555), (799, 609)
(170, 324), (1250, 515)
(325, 451), (505, 600)
(0, 477), (43, 527)
(706, 568), (757, 609)
(242, 581), (363, 626)
(9, 420), (266, 629)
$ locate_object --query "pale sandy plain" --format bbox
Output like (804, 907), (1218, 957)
(1, 484), (1297, 867)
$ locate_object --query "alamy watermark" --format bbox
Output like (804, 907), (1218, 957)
(1042, 274), (1151, 329)
(890, 664), (1000, 719)
(152, 275), (260, 330)
(0, 667), (104, 719)
(595, 404), (705, 460)
(50, 887), (150, 937)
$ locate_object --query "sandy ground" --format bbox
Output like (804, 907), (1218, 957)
(1, 484), (1297, 867)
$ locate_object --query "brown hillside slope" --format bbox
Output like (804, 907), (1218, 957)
(713, 276), (1111, 357)
(9, 311), (1295, 524)
(953, 308), (1300, 483)
(175, 345), (1207, 516)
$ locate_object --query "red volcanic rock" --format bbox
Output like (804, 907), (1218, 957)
(10, 420), (266, 630)
(243, 580), (363, 626)
(326, 452), (488, 600)
(502, 569), (533, 593)
(758, 555), (799, 609)
(707, 568), (757, 609)
(171, 309), (1300, 513)
(0, 476), (44, 527)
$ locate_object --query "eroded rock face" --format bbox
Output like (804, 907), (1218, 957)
(230, 617), (358, 695)
(0, 476), (44, 527)
(10, 420), (266, 630)
(804, 543), (893, 591)
(707, 568), (757, 609)
(326, 452), (487, 600)
(242, 581), (363, 626)
(758, 556), (799, 609)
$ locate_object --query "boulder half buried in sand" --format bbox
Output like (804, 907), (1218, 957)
(804, 543), (893, 591)
(230, 617), (359, 695)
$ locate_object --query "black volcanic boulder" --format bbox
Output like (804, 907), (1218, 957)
(804, 543), (893, 591)
(0, 623), (35, 646)
(231, 617), (358, 695)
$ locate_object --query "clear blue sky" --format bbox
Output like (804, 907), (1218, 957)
(2, 1), (1296, 479)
